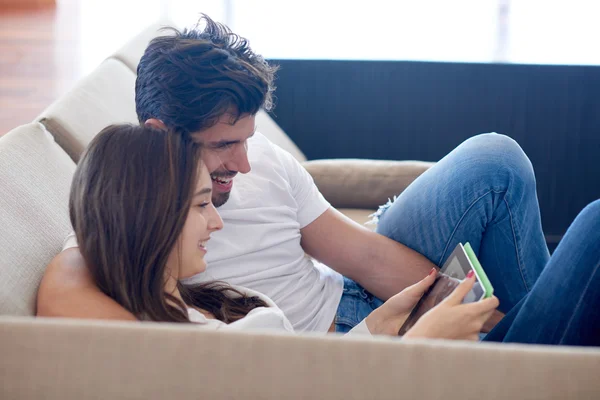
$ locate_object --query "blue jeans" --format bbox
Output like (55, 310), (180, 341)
(335, 277), (384, 333)
(336, 133), (599, 345)
(484, 199), (600, 345)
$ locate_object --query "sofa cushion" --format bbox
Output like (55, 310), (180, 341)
(0, 123), (75, 316)
(303, 159), (434, 209)
(38, 58), (138, 162)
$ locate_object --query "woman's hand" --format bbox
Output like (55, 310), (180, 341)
(365, 268), (438, 336)
(404, 271), (499, 341)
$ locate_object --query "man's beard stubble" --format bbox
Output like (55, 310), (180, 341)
(212, 191), (231, 208)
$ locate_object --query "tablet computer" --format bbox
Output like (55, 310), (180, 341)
(397, 242), (493, 336)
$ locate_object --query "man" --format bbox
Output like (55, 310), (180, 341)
(38, 16), (549, 334)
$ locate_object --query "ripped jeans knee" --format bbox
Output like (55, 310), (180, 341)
(368, 195), (398, 226)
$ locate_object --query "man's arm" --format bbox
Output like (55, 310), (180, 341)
(300, 207), (436, 300)
(37, 248), (136, 321)
(301, 208), (505, 329)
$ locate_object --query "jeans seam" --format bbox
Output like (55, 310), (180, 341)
(334, 316), (355, 326)
(440, 189), (529, 292)
(559, 259), (600, 344)
(438, 188), (497, 265)
(502, 196), (529, 291)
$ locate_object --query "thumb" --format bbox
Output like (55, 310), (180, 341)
(443, 271), (476, 306)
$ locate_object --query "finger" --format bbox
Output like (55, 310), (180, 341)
(467, 334), (480, 342)
(443, 271), (476, 305)
(470, 320), (486, 333)
(401, 268), (438, 296)
(470, 309), (496, 330)
(460, 298), (499, 319)
(470, 296), (500, 314)
(480, 309), (496, 325)
(459, 327), (482, 341)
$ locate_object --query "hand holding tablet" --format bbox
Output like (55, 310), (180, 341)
(398, 242), (495, 336)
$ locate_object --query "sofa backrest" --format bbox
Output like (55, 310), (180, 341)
(110, 20), (175, 73)
(38, 58), (138, 162)
(255, 110), (306, 162)
(0, 123), (75, 316)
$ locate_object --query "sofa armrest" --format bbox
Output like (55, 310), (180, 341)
(303, 159), (435, 210)
(2, 316), (599, 399)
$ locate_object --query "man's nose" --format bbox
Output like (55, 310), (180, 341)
(226, 143), (251, 174)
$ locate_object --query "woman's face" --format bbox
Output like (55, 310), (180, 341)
(167, 163), (224, 280)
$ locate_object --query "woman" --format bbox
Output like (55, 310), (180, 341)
(66, 123), (497, 338)
(68, 124), (292, 331)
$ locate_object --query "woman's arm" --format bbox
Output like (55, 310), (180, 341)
(37, 248), (137, 321)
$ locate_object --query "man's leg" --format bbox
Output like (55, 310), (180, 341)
(375, 133), (550, 312)
(485, 200), (600, 345)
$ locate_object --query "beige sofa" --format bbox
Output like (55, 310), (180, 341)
(1, 21), (599, 399)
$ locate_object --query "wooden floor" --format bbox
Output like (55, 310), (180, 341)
(0, 0), (232, 136)
(0, 2), (78, 135)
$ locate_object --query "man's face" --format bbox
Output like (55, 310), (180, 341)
(191, 114), (255, 207)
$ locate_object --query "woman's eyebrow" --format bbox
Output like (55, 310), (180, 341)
(194, 188), (212, 197)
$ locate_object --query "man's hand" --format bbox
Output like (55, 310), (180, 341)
(37, 248), (136, 321)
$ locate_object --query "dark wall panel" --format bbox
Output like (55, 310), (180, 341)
(268, 59), (600, 245)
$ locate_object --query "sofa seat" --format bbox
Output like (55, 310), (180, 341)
(2, 316), (600, 399)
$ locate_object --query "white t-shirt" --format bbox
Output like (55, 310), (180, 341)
(65, 132), (345, 333)
(182, 132), (344, 333)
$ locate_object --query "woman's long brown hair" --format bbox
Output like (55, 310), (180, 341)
(69, 124), (267, 323)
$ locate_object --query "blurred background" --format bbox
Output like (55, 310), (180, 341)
(4, 0), (600, 133)
(1, 0), (599, 250)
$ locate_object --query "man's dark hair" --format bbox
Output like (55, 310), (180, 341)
(135, 14), (278, 133)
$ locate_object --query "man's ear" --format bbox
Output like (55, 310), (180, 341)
(145, 118), (167, 130)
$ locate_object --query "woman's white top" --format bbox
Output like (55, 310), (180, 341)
(186, 285), (371, 336)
